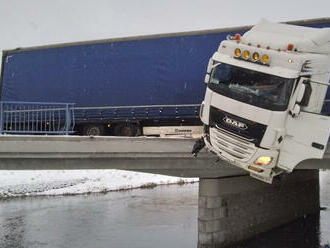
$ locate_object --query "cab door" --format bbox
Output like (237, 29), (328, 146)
(278, 111), (330, 172)
(278, 76), (330, 171)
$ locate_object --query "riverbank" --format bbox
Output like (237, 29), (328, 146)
(1, 170), (329, 199)
(0, 169), (198, 198)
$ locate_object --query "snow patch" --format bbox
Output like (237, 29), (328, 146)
(0, 170), (198, 198)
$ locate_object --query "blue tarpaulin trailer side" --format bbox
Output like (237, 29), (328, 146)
(1, 18), (330, 136)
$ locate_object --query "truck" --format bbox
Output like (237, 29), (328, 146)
(199, 19), (330, 183)
(1, 18), (329, 138)
(0, 27), (245, 137)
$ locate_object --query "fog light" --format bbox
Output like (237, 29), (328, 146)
(254, 156), (273, 166)
(248, 166), (264, 173)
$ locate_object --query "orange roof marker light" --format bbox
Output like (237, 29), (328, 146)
(234, 48), (242, 57)
(234, 34), (241, 40)
(261, 54), (270, 64)
(287, 44), (294, 51)
(252, 52), (260, 61)
(243, 50), (250, 59)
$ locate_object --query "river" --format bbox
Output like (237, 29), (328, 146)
(0, 172), (329, 248)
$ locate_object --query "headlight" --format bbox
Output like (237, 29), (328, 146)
(254, 156), (273, 166)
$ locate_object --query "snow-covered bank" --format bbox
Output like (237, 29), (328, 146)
(0, 170), (198, 198)
(2, 170), (328, 199)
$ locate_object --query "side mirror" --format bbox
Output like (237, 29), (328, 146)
(290, 104), (301, 118)
(204, 74), (210, 84)
(296, 83), (306, 103)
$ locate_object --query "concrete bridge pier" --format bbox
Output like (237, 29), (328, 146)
(198, 170), (320, 248)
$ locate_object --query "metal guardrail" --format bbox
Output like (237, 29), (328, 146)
(0, 101), (75, 135)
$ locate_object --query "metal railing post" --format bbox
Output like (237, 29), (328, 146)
(71, 105), (75, 132)
(0, 102), (3, 134)
(65, 104), (72, 135)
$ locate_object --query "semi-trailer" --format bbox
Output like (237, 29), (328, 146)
(1, 18), (329, 137)
(198, 19), (330, 183)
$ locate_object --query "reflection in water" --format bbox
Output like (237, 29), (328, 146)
(232, 171), (330, 248)
(233, 213), (321, 248)
(0, 173), (329, 248)
(0, 184), (198, 248)
(1, 215), (25, 248)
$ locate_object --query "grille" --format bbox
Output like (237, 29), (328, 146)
(209, 126), (257, 161)
(209, 106), (267, 146)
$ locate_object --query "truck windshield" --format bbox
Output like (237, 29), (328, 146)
(208, 63), (295, 111)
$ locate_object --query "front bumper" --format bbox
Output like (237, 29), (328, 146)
(204, 126), (281, 183)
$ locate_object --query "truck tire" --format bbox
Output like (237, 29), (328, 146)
(113, 123), (139, 136)
(83, 124), (105, 136)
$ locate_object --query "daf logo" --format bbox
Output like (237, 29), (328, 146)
(223, 116), (248, 130)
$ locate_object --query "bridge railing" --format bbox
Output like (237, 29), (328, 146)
(0, 101), (75, 135)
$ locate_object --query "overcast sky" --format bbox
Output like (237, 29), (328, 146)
(0, 0), (329, 51)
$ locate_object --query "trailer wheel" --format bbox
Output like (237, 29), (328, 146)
(83, 125), (105, 136)
(114, 123), (139, 136)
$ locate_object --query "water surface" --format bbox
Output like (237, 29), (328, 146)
(0, 173), (330, 248)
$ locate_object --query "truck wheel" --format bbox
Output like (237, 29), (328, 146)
(114, 124), (138, 136)
(83, 125), (105, 136)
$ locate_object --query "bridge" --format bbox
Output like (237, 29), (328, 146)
(0, 135), (328, 172)
(0, 134), (329, 247)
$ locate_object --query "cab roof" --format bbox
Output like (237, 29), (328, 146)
(241, 20), (330, 54)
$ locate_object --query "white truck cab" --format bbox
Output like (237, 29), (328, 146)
(200, 20), (330, 183)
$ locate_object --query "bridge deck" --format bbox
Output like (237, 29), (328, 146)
(0, 135), (328, 177)
(0, 135), (244, 178)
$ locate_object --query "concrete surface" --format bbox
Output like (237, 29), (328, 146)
(0, 135), (247, 178)
(0, 135), (328, 178)
(198, 170), (320, 247)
